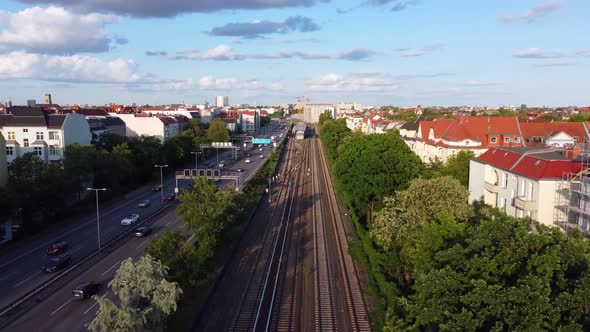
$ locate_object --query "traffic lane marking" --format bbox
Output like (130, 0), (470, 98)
(100, 261), (121, 277)
(83, 292), (109, 315)
(51, 298), (72, 316)
(13, 271), (42, 288)
(135, 238), (150, 250)
(0, 271), (17, 281)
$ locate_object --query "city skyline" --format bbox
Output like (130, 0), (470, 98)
(0, 0), (588, 106)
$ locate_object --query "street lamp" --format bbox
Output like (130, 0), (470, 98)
(87, 187), (107, 253)
(191, 151), (201, 170)
(154, 164), (168, 202)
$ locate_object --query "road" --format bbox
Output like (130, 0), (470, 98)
(0, 121), (291, 331)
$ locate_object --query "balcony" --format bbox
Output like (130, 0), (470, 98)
(484, 181), (499, 193)
(515, 196), (535, 210)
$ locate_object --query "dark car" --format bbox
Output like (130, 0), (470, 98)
(43, 253), (72, 273)
(72, 281), (101, 299)
(135, 226), (153, 237)
(151, 185), (162, 192)
(47, 240), (68, 256)
(163, 194), (175, 202)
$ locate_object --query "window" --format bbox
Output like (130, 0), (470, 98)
(36, 132), (44, 140)
(6, 147), (13, 156)
(23, 128), (28, 133)
(49, 146), (59, 155)
(49, 131), (60, 140)
(7, 131), (15, 140)
(502, 173), (508, 188)
(527, 183), (534, 200)
(490, 137), (497, 143)
(519, 179), (526, 196)
(34, 147), (42, 156)
(504, 137), (510, 143)
(517, 209), (524, 218)
(23, 138), (29, 147)
(514, 137), (520, 143)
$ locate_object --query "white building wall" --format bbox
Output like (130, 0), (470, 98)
(62, 113), (92, 147)
(0, 133), (7, 186)
(110, 114), (165, 142)
(468, 160), (486, 203)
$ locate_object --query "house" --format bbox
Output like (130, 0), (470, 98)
(519, 121), (589, 146)
(0, 133), (7, 186)
(345, 113), (363, 131)
(469, 146), (583, 228)
(109, 113), (179, 142)
(0, 107), (91, 165)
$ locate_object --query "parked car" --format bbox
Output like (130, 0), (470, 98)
(72, 281), (101, 299)
(218, 162), (225, 168)
(237, 168), (243, 172)
(137, 200), (150, 208)
(245, 159), (251, 163)
(151, 185), (161, 192)
(163, 194), (175, 202)
(121, 214), (140, 226)
(43, 253), (72, 273)
(134, 226), (152, 237)
(259, 154), (264, 158)
(47, 240), (68, 256)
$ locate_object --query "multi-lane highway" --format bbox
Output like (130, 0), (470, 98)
(0, 120), (290, 331)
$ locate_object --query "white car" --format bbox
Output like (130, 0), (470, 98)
(137, 200), (150, 208)
(259, 154), (264, 158)
(245, 159), (251, 163)
(121, 214), (140, 226)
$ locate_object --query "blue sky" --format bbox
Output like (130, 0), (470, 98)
(0, 0), (588, 107)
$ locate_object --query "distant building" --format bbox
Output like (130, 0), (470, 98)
(215, 96), (229, 108)
(303, 104), (335, 123)
(27, 100), (36, 107)
(44, 94), (52, 105)
(109, 113), (179, 142)
(0, 133), (7, 187)
(0, 107), (91, 165)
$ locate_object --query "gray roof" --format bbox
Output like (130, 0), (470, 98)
(102, 117), (125, 127)
(0, 108), (66, 129)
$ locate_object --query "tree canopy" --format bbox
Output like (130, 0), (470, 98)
(429, 150), (474, 187)
(319, 117), (351, 159)
(206, 118), (230, 143)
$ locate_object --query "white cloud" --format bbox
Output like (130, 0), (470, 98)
(399, 43), (444, 57)
(0, 6), (118, 54)
(308, 73), (400, 92)
(500, 1), (564, 23)
(513, 48), (563, 59)
(0, 52), (140, 83)
(199, 75), (266, 90)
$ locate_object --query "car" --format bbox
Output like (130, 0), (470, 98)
(245, 159), (251, 163)
(121, 214), (140, 226)
(237, 168), (243, 172)
(43, 253), (72, 273)
(163, 194), (175, 202)
(151, 185), (161, 192)
(72, 281), (101, 299)
(137, 200), (150, 208)
(47, 240), (68, 256)
(218, 163), (225, 168)
(259, 154), (264, 158)
(134, 226), (152, 237)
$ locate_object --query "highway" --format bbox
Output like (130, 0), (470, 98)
(0, 120), (290, 331)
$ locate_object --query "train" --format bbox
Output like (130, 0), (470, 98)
(292, 122), (307, 140)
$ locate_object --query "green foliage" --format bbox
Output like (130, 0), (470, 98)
(89, 255), (182, 332)
(319, 118), (351, 158)
(569, 113), (590, 122)
(145, 230), (188, 270)
(430, 150), (475, 187)
(260, 115), (271, 127)
(206, 118), (230, 143)
(269, 110), (285, 118)
(491, 108), (516, 117)
(537, 114), (559, 121)
(333, 131), (424, 217)
(318, 110), (333, 127)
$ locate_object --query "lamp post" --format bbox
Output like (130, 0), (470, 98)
(154, 164), (168, 202)
(87, 187), (107, 253)
(191, 151), (201, 170)
(216, 148), (219, 166)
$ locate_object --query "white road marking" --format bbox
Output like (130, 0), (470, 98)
(100, 261), (121, 277)
(70, 246), (84, 255)
(163, 221), (171, 228)
(0, 271), (17, 281)
(83, 292), (108, 315)
(13, 271), (41, 288)
(51, 298), (72, 316)
(136, 238), (150, 250)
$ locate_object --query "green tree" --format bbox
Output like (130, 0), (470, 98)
(333, 131), (424, 219)
(63, 143), (95, 200)
(569, 113), (590, 122)
(431, 150), (475, 187)
(320, 118), (351, 159)
(318, 110), (333, 127)
(537, 114), (559, 121)
(145, 230), (187, 269)
(206, 118), (230, 143)
(89, 255), (182, 332)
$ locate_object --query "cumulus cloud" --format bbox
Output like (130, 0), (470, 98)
(0, 6), (117, 54)
(308, 73), (400, 92)
(15, 0), (330, 18)
(115, 37), (128, 45)
(577, 50), (590, 57)
(207, 16), (319, 39)
(366, 0), (421, 12)
(398, 43), (444, 57)
(513, 48), (563, 59)
(169, 45), (376, 61)
(0, 51), (140, 83)
(499, 1), (564, 23)
(198, 75), (283, 91)
(145, 50), (168, 56)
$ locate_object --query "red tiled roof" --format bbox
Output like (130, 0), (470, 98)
(519, 121), (588, 144)
(75, 109), (109, 117)
(159, 117), (176, 125)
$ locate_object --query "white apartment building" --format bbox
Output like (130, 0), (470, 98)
(240, 110), (260, 134)
(215, 96), (229, 108)
(0, 133), (7, 186)
(0, 108), (91, 165)
(469, 147), (582, 228)
(345, 114), (363, 131)
(109, 113), (179, 142)
(303, 104), (336, 123)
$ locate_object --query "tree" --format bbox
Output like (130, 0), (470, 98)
(537, 114), (559, 121)
(370, 176), (472, 256)
(333, 131), (424, 218)
(206, 118), (230, 143)
(64, 143), (95, 200)
(318, 110), (333, 127)
(431, 150), (475, 187)
(89, 255), (182, 332)
(320, 118), (351, 159)
(145, 230), (187, 269)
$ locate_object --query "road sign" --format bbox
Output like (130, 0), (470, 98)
(253, 138), (271, 144)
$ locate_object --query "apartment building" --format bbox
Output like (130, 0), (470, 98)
(109, 113), (179, 142)
(0, 133), (7, 186)
(303, 104), (335, 123)
(0, 108), (91, 165)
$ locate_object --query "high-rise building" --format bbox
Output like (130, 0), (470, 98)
(44, 94), (52, 104)
(215, 96), (228, 107)
(27, 100), (36, 107)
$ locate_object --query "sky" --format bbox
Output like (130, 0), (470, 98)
(0, 0), (588, 107)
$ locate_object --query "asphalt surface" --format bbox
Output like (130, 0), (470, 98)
(0, 121), (290, 332)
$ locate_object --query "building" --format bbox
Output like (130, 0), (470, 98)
(109, 113), (179, 142)
(44, 94), (52, 104)
(303, 104), (335, 123)
(27, 100), (36, 107)
(469, 146), (582, 228)
(240, 110), (260, 134)
(215, 96), (229, 108)
(336, 102), (363, 115)
(0, 107), (91, 165)
(0, 133), (7, 186)
(69, 108), (127, 138)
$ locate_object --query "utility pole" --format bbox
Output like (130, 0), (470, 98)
(86, 188), (107, 253)
(191, 151), (201, 170)
(154, 164), (168, 202)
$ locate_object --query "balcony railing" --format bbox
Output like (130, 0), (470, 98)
(484, 181), (499, 193)
(515, 196), (535, 210)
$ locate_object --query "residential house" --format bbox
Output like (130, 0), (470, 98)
(0, 133), (7, 186)
(109, 113), (179, 142)
(469, 146), (583, 228)
(345, 113), (363, 131)
(519, 121), (589, 146)
(0, 107), (91, 165)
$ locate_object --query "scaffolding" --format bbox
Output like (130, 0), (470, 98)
(553, 144), (590, 235)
